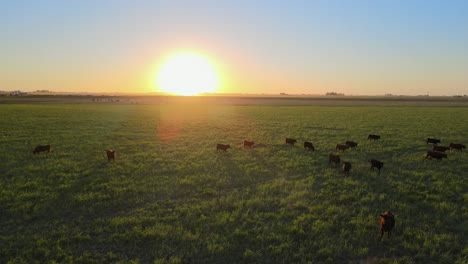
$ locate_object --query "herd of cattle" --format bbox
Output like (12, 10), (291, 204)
(32, 134), (465, 240)
(216, 135), (465, 179)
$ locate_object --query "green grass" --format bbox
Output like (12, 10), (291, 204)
(1, 100), (467, 263)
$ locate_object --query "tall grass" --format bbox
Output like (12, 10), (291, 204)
(1, 103), (467, 263)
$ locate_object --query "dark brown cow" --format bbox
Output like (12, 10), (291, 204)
(216, 144), (231, 151)
(432, 145), (450, 153)
(105, 150), (115, 161)
(243, 140), (255, 148)
(379, 211), (395, 240)
(285, 138), (297, 145)
(303, 141), (315, 151)
(368, 134), (381, 140)
(424, 151), (447, 160)
(342, 162), (351, 177)
(345, 141), (358, 148)
(336, 144), (350, 151)
(427, 138), (441, 144)
(328, 153), (341, 167)
(33, 145), (50, 155)
(369, 159), (384, 173)
(449, 143), (466, 151)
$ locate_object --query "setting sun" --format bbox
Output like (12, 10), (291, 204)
(156, 52), (219, 96)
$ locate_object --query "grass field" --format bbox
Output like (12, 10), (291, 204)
(1, 97), (467, 263)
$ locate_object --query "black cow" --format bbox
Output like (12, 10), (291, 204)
(285, 138), (297, 145)
(105, 150), (115, 161)
(424, 151), (447, 160)
(243, 140), (255, 148)
(328, 153), (341, 167)
(432, 145), (450, 153)
(304, 141), (315, 151)
(345, 141), (358, 148)
(449, 143), (466, 151)
(336, 144), (350, 151)
(368, 134), (381, 140)
(33, 145), (50, 155)
(216, 144), (231, 151)
(427, 138), (441, 145)
(380, 211), (395, 240)
(369, 159), (384, 173)
(342, 162), (352, 177)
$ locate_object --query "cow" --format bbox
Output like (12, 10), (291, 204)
(285, 138), (297, 145)
(342, 162), (351, 177)
(432, 145), (450, 153)
(368, 134), (381, 140)
(243, 140), (255, 148)
(449, 143), (466, 151)
(303, 141), (315, 151)
(217, 144), (231, 151)
(379, 211), (395, 240)
(424, 151), (447, 160)
(33, 145), (50, 155)
(336, 144), (350, 151)
(105, 150), (115, 161)
(345, 141), (358, 148)
(369, 159), (384, 173)
(328, 153), (341, 167)
(427, 138), (441, 145)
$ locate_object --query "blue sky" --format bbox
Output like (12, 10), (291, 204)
(1, 0), (468, 95)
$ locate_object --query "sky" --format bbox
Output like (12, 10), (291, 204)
(1, 0), (468, 96)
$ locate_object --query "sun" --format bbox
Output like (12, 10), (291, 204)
(156, 52), (219, 96)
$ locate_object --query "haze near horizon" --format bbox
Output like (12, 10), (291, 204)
(1, 1), (468, 96)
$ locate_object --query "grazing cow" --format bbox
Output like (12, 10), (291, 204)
(449, 143), (466, 151)
(424, 151), (447, 160)
(285, 138), (297, 145)
(216, 144), (231, 152)
(342, 162), (351, 177)
(33, 145), (50, 155)
(432, 145), (450, 153)
(369, 159), (384, 173)
(303, 141), (315, 151)
(336, 144), (350, 151)
(105, 150), (115, 161)
(368, 134), (381, 140)
(243, 140), (255, 148)
(379, 211), (395, 240)
(328, 153), (341, 167)
(427, 138), (441, 145)
(345, 141), (358, 148)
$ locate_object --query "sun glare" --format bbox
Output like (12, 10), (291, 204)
(156, 52), (219, 96)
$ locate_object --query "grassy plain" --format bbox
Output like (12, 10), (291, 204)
(1, 96), (467, 263)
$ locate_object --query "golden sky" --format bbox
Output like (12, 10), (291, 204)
(2, 1), (468, 96)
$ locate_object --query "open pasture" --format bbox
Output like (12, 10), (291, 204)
(0, 99), (467, 263)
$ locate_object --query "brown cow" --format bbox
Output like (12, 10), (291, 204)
(285, 138), (297, 145)
(336, 144), (350, 151)
(105, 150), (115, 161)
(328, 153), (341, 167)
(424, 151), (447, 160)
(368, 134), (381, 140)
(33, 145), (50, 155)
(342, 162), (351, 177)
(216, 144), (231, 152)
(379, 211), (395, 240)
(345, 141), (358, 148)
(303, 141), (315, 151)
(449, 143), (466, 151)
(432, 145), (450, 153)
(243, 140), (255, 148)
(427, 138), (441, 144)
(369, 159), (384, 173)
